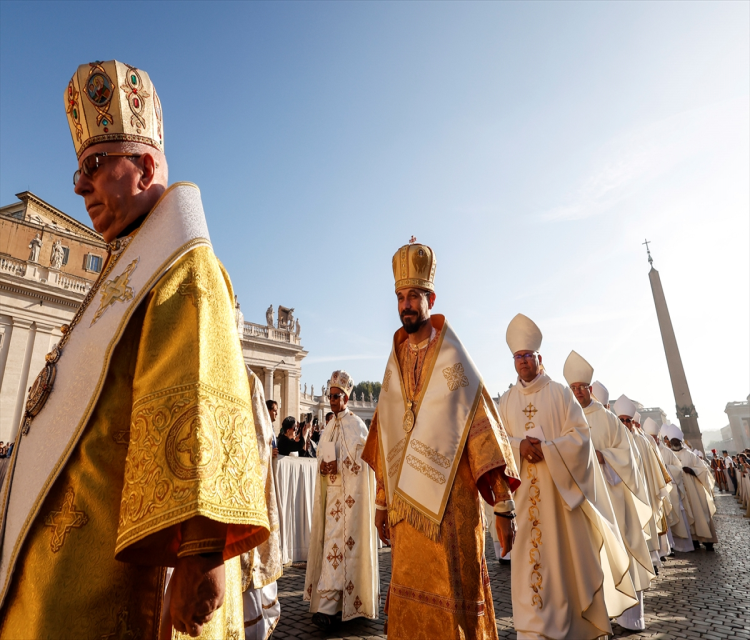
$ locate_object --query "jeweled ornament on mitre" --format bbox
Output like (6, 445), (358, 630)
(65, 60), (164, 157)
(392, 238), (437, 293)
(329, 370), (355, 397)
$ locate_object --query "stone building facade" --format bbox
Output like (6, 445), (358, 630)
(240, 303), (307, 434)
(723, 396), (750, 453)
(0, 192), (106, 443)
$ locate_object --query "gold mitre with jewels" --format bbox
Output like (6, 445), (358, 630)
(392, 239), (437, 293)
(65, 60), (164, 158)
(329, 370), (355, 397)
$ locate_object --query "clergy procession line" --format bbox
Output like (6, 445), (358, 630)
(0, 59), (734, 640)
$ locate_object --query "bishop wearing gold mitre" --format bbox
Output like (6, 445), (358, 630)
(361, 240), (520, 640)
(0, 61), (269, 639)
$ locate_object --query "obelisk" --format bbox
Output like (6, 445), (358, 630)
(644, 240), (704, 453)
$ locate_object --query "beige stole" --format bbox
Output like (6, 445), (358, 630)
(0, 183), (211, 607)
(377, 317), (482, 541)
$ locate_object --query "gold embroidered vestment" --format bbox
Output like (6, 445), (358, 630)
(362, 317), (519, 640)
(0, 245), (268, 639)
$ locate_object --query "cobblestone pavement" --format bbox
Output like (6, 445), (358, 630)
(272, 492), (749, 639)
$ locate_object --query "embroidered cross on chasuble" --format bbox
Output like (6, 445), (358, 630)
(362, 315), (520, 640)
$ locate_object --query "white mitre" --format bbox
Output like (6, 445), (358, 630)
(633, 411), (641, 424)
(643, 417), (660, 436)
(613, 394), (637, 418)
(506, 313), (542, 354)
(665, 423), (684, 441)
(563, 350), (594, 385)
(591, 380), (609, 406)
(695, 449), (704, 459)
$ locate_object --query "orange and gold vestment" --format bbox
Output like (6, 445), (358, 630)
(362, 316), (519, 640)
(0, 240), (268, 640)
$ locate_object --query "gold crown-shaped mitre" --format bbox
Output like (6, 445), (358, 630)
(329, 370), (355, 397)
(392, 242), (437, 293)
(65, 60), (164, 158)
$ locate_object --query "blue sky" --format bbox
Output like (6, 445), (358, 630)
(1, 1), (748, 434)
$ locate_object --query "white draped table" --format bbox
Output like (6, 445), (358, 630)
(274, 455), (318, 564)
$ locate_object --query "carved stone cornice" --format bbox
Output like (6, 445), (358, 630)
(0, 278), (85, 309)
(676, 403), (699, 419)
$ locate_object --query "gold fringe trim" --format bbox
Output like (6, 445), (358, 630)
(389, 493), (441, 542)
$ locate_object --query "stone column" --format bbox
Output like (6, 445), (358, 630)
(263, 367), (275, 402)
(0, 318), (45, 442)
(284, 370), (300, 423)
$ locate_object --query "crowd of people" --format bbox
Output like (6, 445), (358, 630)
(0, 59), (743, 640)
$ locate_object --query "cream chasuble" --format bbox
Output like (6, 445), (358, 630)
(583, 402), (655, 594)
(0, 184), (269, 639)
(673, 446), (718, 544)
(304, 408), (379, 621)
(644, 435), (681, 532)
(498, 373), (636, 640)
(658, 443), (693, 548)
(362, 315), (519, 640)
(630, 429), (671, 554)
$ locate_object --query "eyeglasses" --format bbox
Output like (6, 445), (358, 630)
(570, 384), (590, 392)
(73, 152), (141, 185)
(513, 353), (538, 361)
(619, 417), (633, 424)
(328, 393), (345, 400)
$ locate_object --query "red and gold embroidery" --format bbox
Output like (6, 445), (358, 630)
(120, 66), (151, 133)
(65, 81), (83, 143)
(326, 544), (343, 569)
(346, 536), (355, 551)
(329, 499), (343, 522)
(345, 495), (355, 508)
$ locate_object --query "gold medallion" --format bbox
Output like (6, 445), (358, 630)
(402, 408), (415, 433)
(23, 347), (61, 435)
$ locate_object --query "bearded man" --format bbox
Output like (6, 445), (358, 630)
(0, 61), (269, 639)
(304, 371), (379, 630)
(563, 352), (653, 631)
(362, 241), (520, 640)
(498, 315), (635, 640)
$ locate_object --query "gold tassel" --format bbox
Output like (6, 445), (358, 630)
(389, 494), (441, 542)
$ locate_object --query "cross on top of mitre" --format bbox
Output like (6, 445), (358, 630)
(409, 235), (417, 244)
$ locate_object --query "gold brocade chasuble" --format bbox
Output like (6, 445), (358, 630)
(363, 315), (519, 640)
(377, 316), (483, 540)
(0, 184), (269, 639)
